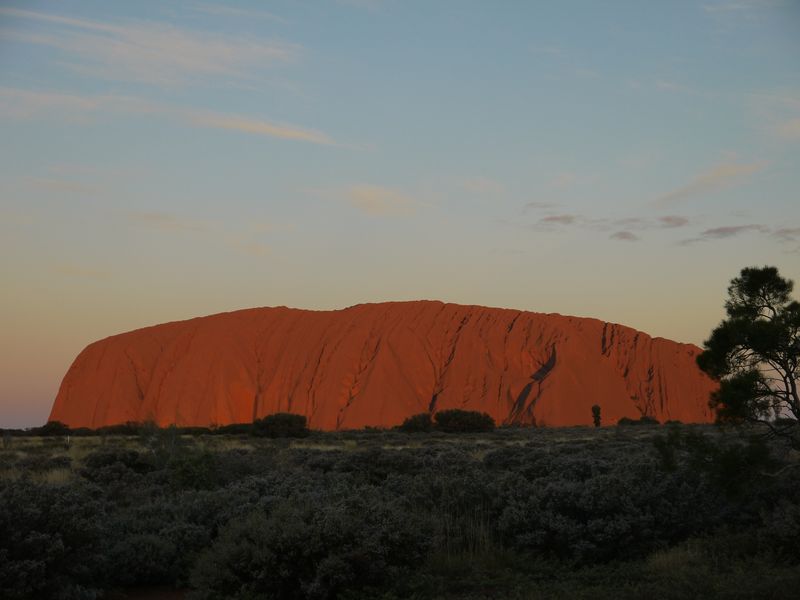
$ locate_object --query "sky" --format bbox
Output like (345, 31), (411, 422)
(1, 0), (799, 428)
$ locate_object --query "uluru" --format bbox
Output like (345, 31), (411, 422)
(49, 301), (716, 429)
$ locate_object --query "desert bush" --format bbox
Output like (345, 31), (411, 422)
(33, 421), (71, 436)
(191, 491), (433, 599)
(0, 479), (108, 599)
(252, 413), (309, 438)
(399, 412), (433, 432)
(434, 409), (495, 433)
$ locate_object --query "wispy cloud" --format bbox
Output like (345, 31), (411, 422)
(540, 214), (578, 225)
(532, 212), (692, 240)
(0, 7), (295, 86)
(658, 215), (690, 228)
(775, 227), (800, 241)
(654, 161), (766, 205)
(680, 224), (769, 245)
(610, 231), (639, 242)
(189, 112), (334, 145)
(348, 185), (418, 216)
(0, 87), (336, 145)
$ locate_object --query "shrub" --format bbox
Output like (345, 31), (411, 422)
(618, 416), (660, 426)
(213, 422), (253, 435)
(0, 480), (108, 599)
(34, 421), (70, 436)
(191, 493), (433, 599)
(399, 413), (433, 433)
(252, 413), (309, 438)
(434, 409), (495, 433)
(592, 405), (602, 427)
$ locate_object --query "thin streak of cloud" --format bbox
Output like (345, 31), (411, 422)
(654, 161), (766, 205)
(0, 7), (295, 86)
(658, 215), (690, 228)
(540, 214), (577, 225)
(610, 231), (639, 242)
(189, 112), (334, 145)
(680, 224), (769, 245)
(775, 227), (800, 241)
(348, 185), (418, 216)
(0, 87), (336, 146)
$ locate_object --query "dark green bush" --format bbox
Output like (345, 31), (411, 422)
(0, 480), (107, 599)
(399, 412), (433, 432)
(434, 409), (495, 433)
(618, 415), (660, 426)
(191, 492), (433, 599)
(212, 422), (253, 435)
(252, 413), (309, 438)
(33, 421), (71, 436)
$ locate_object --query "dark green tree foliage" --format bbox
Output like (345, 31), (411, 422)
(399, 412), (433, 432)
(697, 266), (800, 445)
(433, 409), (495, 433)
(252, 413), (309, 438)
(592, 404), (602, 427)
(0, 480), (107, 599)
(191, 493), (432, 599)
(618, 416), (660, 426)
(34, 421), (71, 436)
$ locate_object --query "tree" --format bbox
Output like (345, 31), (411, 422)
(697, 266), (800, 447)
(433, 409), (495, 433)
(251, 413), (309, 438)
(591, 404), (601, 427)
(399, 413), (433, 432)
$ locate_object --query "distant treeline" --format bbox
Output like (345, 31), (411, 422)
(3, 409), (675, 437)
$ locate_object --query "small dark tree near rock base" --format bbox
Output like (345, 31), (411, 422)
(591, 404), (601, 427)
(252, 413), (309, 438)
(434, 409), (495, 433)
(697, 266), (800, 448)
(399, 413), (433, 432)
(34, 420), (70, 436)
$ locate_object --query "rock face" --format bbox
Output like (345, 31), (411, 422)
(50, 301), (716, 429)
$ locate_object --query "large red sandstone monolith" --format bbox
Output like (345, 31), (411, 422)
(49, 301), (716, 429)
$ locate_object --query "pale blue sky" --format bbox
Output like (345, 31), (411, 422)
(1, 0), (799, 427)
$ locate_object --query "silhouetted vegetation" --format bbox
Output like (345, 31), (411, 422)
(592, 404), (602, 427)
(1, 423), (798, 598)
(698, 265), (800, 448)
(399, 412), (433, 432)
(617, 415), (660, 426)
(251, 413), (309, 438)
(433, 409), (495, 432)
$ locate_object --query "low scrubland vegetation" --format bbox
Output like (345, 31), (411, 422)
(1, 418), (799, 599)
